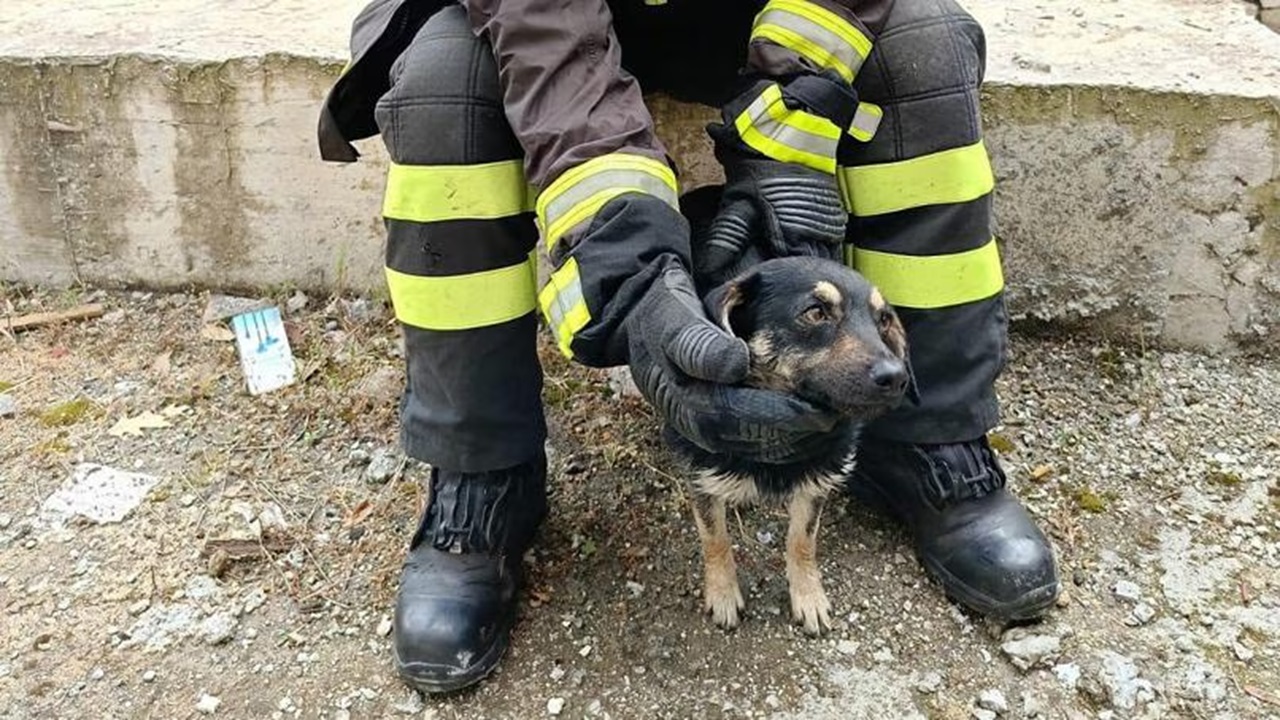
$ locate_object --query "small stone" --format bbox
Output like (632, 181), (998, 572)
(285, 291), (309, 314)
(547, 697), (566, 716)
(364, 449), (402, 485)
(915, 671), (944, 694)
(0, 394), (17, 418)
(579, 644), (592, 657)
(871, 647), (893, 663)
(376, 617), (393, 637)
(141, 669), (157, 683)
(1021, 691), (1045, 719)
(0, 514), (10, 529)
(764, 694), (781, 709)
(391, 690), (423, 714)
(199, 612), (238, 646)
(277, 697), (294, 712)
(90, 667), (104, 681)
(549, 665), (566, 681)
(836, 640), (858, 656)
(1113, 580), (1141, 603)
(977, 688), (1008, 715)
(1233, 642), (1254, 662)
(347, 448), (371, 466)
(196, 693), (221, 714)
(352, 367), (402, 410)
(1129, 603), (1156, 626)
(1001, 632), (1062, 672)
(625, 581), (645, 598)
(203, 294), (271, 323)
(242, 588), (267, 615)
(972, 710), (997, 720)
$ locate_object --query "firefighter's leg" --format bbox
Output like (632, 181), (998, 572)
(839, 0), (1059, 620)
(374, 5), (546, 693)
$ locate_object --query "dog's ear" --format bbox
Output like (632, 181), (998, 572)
(878, 304), (922, 406)
(702, 268), (761, 336)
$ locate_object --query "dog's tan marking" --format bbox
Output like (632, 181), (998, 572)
(715, 282), (744, 334)
(813, 281), (842, 308)
(786, 484), (833, 636)
(690, 489), (744, 629)
(868, 287), (886, 312)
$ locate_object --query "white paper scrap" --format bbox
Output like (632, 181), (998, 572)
(231, 306), (297, 395)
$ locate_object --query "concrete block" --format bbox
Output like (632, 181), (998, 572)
(1, 0), (1279, 353)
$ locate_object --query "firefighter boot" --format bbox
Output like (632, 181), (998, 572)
(393, 454), (546, 693)
(852, 438), (1059, 621)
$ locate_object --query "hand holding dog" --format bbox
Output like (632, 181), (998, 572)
(626, 256), (842, 465)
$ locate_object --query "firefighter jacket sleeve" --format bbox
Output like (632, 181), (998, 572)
(463, 0), (701, 368)
(700, 0), (889, 281)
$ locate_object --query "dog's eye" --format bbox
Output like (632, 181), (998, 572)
(877, 309), (895, 331)
(801, 304), (828, 324)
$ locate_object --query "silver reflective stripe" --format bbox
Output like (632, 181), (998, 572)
(756, 7), (865, 80)
(738, 89), (840, 161)
(545, 274), (584, 332)
(848, 102), (883, 142)
(541, 169), (679, 239)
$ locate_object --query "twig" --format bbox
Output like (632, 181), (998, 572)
(1244, 685), (1280, 708)
(1, 303), (105, 332)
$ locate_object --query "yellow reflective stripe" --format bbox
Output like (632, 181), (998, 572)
(838, 140), (995, 217)
(538, 258), (591, 358)
(751, 0), (872, 83)
(734, 84), (841, 174)
(385, 253), (537, 331)
(850, 239), (1004, 309)
(383, 160), (534, 223)
(536, 154), (679, 249)
(848, 102), (882, 142)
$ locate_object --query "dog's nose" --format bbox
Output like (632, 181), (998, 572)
(870, 359), (908, 393)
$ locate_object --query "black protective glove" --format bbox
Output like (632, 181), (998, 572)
(698, 74), (856, 286)
(626, 255), (841, 464)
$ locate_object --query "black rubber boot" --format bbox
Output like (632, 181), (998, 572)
(393, 454), (547, 694)
(851, 438), (1059, 621)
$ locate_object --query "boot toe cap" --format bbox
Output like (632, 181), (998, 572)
(393, 594), (510, 693)
(925, 511), (1060, 620)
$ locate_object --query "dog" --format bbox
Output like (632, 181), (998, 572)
(668, 191), (915, 636)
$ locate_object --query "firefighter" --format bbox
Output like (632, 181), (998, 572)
(319, 0), (1060, 693)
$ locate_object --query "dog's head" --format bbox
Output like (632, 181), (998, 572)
(704, 256), (916, 418)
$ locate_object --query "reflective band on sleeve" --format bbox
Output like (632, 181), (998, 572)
(383, 160), (534, 223)
(385, 253), (537, 331)
(751, 0), (873, 83)
(838, 140), (996, 217)
(537, 258), (592, 358)
(847, 102), (882, 142)
(848, 238), (1004, 309)
(735, 83), (842, 174)
(536, 154), (679, 250)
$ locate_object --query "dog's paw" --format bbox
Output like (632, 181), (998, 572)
(789, 581), (832, 636)
(704, 577), (746, 630)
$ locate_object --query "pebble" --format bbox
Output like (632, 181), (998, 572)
(196, 693), (221, 714)
(127, 599), (151, 616)
(89, 667), (104, 681)
(1128, 603), (1156, 626)
(376, 617), (393, 637)
(364, 449), (402, 485)
(391, 690), (423, 714)
(1233, 642), (1254, 662)
(915, 671), (944, 694)
(836, 640), (858, 656)
(142, 670), (156, 683)
(286, 291), (309, 314)
(977, 688), (1008, 715)
(200, 612), (238, 646)
(1113, 580), (1141, 603)
(625, 581), (645, 598)
(547, 697), (566, 716)
(0, 394), (17, 418)
(871, 647), (894, 663)
(1001, 631), (1061, 671)
(579, 645), (592, 657)
(242, 588), (267, 615)
(549, 665), (566, 681)
(972, 710), (997, 720)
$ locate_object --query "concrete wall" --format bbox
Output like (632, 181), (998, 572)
(2, 0), (1279, 353)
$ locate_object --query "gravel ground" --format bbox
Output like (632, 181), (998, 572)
(1, 286), (1277, 720)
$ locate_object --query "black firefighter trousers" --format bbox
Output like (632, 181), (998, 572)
(374, 0), (1007, 475)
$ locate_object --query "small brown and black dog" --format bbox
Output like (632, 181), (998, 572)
(669, 193), (915, 635)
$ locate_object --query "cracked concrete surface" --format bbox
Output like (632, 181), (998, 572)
(1, 0), (1279, 353)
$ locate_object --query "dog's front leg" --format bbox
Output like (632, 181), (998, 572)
(690, 489), (744, 629)
(786, 488), (832, 636)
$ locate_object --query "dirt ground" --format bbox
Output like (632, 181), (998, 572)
(1, 286), (1277, 720)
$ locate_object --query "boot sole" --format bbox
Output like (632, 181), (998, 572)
(849, 479), (1060, 622)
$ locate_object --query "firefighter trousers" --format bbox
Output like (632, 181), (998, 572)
(374, 0), (1005, 473)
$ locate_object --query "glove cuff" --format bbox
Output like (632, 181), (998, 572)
(539, 194), (691, 367)
(709, 73), (880, 175)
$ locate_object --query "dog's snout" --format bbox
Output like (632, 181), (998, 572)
(870, 358), (908, 394)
